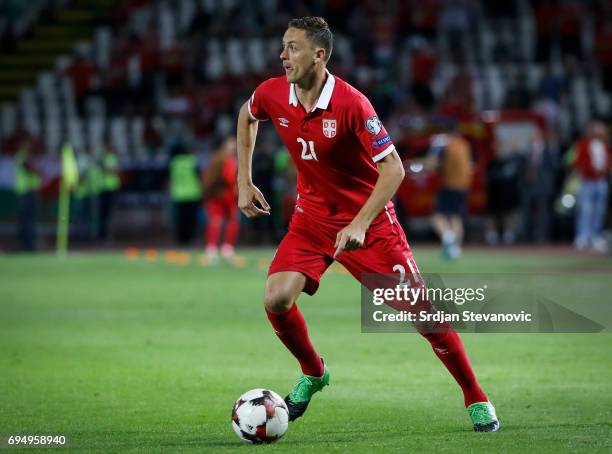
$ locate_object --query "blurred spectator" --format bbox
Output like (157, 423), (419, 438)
(537, 63), (564, 104)
(594, 8), (612, 92)
(573, 120), (611, 251)
(249, 139), (276, 242)
(427, 123), (473, 260)
(409, 39), (437, 111)
(169, 143), (201, 245)
(97, 141), (120, 242)
(65, 54), (98, 116)
(534, 0), (558, 62)
(504, 72), (533, 110)
(520, 128), (559, 242)
(74, 147), (102, 241)
(272, 147), (297, 241)
(201, 136), (240, 264)
(557, 1), (583, 60)
(402, 0), (439, 42)
(482, 0), (516, 20)
(438, 0), (473, 62)
(439, 65), (474, 120)
(14, 138), (41, 251)
(485, 142), (526, 245)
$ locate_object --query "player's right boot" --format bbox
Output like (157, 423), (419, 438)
(284, 360), (330, 422)
(468, 401), (500, 432)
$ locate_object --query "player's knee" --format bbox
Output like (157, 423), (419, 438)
(263, 285), (296, 313)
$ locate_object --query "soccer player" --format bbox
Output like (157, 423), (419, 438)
(201, 136), (241, 264)
(236, 17), (499, 432)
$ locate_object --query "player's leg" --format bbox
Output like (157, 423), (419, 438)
(574, 180), (593, 249)
(204, 199), (224, 261)
(339, 216), (499, 431)
(591, 180), (608, 251)
(449, 215), (463, 242)
(266, 226), (333, 421)
(264, 271), (323, 377)
(220, 206), (240, 259)
(433, 190), (458, 259)
(431, 212), (452, 241)
(450, 190), (467, 247)
(265, 271), (330, 421)
(432, 190), (454, 245)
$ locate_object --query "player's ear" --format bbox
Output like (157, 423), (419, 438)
(314, 47), (326, 64)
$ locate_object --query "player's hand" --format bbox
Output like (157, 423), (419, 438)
(238, 183), (271, 217)
(334, 222), (367, 258)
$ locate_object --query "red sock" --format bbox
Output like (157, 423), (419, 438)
(422, 327), (488, 406)
(206, 213), (223, 247)
(266, 304), (323, 377)
(223, 210), (240, 246)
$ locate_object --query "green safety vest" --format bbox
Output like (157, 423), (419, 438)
(15, 150), (41, 194)
(74, 154), (103, 198)
(88, 161), (104, 196)
(170, 154), (202, 202)
(102, 152), (120, 191)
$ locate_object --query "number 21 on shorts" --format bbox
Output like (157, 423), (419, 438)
(393, 257), (422, 287)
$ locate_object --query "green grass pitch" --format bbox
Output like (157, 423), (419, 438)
(1, 248), (611, 452)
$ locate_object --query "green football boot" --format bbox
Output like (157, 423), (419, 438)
(284, 360), (330, 421)
(468, 401), (500, 432)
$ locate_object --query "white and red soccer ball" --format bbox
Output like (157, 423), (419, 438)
(231, 389), (289, 444)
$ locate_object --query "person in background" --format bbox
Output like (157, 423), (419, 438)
(97, 141), (120, 242)
(201, 137), (240, 264)
(169, 143), (201, 245)
(15, 138), (41, 251)
(272, 146), (297, 241)
(520, 128), (558, 243)
(573, 120), (611, 252)
(485, 140), (525, 245)
(409, 38), (437, 111)
(74, 147), (102, 241)
(426, 122), (473, 259)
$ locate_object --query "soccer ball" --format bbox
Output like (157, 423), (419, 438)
(231, 388), (289, 444)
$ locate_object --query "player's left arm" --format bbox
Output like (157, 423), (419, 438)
(334, 150), (404, 258)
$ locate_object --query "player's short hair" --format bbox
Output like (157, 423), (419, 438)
(287, 16), (333, 63)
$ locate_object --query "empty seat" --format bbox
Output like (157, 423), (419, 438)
(246, 38), (266, 74)
(0, 104), (17, 138)
(109, 117), (129, 157)
(226, 38), (246, 76)
(67, 117), (85, 151)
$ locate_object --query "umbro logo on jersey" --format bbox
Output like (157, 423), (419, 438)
(278, 117), (290, 127)
(322, 118), (337, 138)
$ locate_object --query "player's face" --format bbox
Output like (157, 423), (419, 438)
(280, 28), (318, 83)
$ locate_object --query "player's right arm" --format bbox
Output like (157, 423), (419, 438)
(236, 101), (271, 217)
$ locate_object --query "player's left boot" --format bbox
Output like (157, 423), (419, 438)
(468, 401), (500, 432)
(284, 360), (330, 422)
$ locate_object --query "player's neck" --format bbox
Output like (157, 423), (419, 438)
(295, 66), (327, 113)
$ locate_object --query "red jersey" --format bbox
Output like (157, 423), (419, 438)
(575, 137), (611, 180)
(248, 71), (396, 224)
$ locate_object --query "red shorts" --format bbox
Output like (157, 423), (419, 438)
(206, 196), (238, 219)
(268, 206), (421, 295)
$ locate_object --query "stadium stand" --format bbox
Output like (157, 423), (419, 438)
(0, 0), (610, 248)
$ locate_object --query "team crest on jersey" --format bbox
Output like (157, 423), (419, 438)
(322, 118), (337, 138)
(365, 116), (383, 135)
